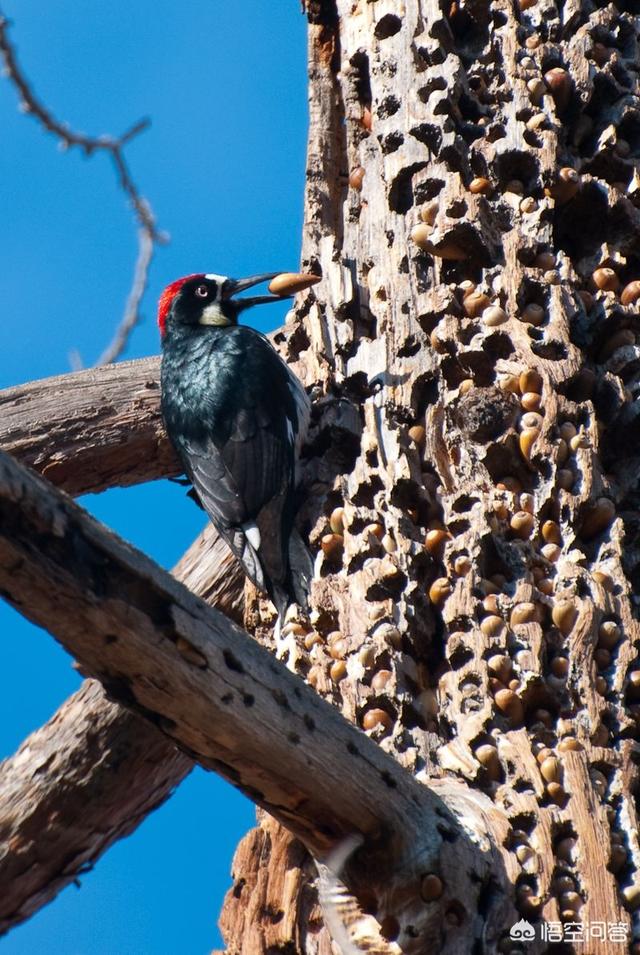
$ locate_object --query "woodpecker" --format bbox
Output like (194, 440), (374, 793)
(158, 271), (312, 624)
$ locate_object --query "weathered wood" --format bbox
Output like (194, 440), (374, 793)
(221, 0), (640, 950)
(0, 448), (512, 953)
(0, 524), (243, 935)
(0, 357), (177, 495)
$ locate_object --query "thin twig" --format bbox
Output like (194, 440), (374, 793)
(0, 11), (168, 365)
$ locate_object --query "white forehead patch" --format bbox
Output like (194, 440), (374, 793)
(204, 273), (228, 283)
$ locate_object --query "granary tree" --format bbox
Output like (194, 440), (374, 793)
(2, 0), (640, 953)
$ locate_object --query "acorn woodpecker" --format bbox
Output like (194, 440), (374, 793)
(158, 271), (312, 624)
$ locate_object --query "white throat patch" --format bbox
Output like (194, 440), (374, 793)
(199, 302), (231, 327)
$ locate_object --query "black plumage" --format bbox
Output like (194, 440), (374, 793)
(159, 273), (311, 621)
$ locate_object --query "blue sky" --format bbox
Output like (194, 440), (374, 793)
(0, 1), (307, 951)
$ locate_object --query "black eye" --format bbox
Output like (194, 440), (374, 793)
(195, 284), (209, 298)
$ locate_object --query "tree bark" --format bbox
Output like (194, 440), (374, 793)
(0, 357), (178, 495)
(0, 449), (511, 953)
(0, 524), (243, 934)
(219, 0), (640, 952)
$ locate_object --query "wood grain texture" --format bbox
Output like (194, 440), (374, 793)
(222, 0), (640, 950)
(0, 356), (178, 495)
(0, 524), (243, 934)
(0, 448), (507, 954)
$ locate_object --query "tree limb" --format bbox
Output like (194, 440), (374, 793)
(0, 524), (244, 935)
(0, 448), (509, 952)
(0, 357), (177, 495)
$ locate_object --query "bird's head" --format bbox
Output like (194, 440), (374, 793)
(157, 272), (283, 338)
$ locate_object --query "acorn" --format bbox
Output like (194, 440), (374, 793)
(463, 291), (490, 318)
(420, 874), (444, 901)
(481, 615), (506, 638)
(598, 620), (621, 650)
(321, 533), (344, 557)
(454, 555), (472, 575)
(329, 506), (345, 534)
(521, 391), (542, 412)
(510, 602), (538, 626)
(520, 197), (538, 213)
(511, 511), (534, 539)
(362, 106), (372, 131)
(541, 543), (560, 562)
(408, 424), (426, 445)
(371, 668), (393, 691)
(494, 688), (524, 723)
(519, 369), (543, 394)
(348, 166), (365, 191)
(552, 599), (578, 634)
(533, 251), (556, 271)
(519, 303), (545, 326)
(469, 176), (492, 194)
(482, 304), (508, 326)
(543, 67), (572, 112)
(546, 167), (580, 204)
(580, 498), (615, 540)
(362, 708), (393, 731)
(542, 520), (561, 544)
(429, 577), (452, 605)
(519, 427), (540, 462)
(330, 659), (347, 682)
(500, 374), (521, 395)
(540, 756), (561, 783)
(527, 78), (546, 105)
(475, 743), (501, 779)
(420, 201), (440, 225)
(268, 272), (321, 296)
(592, 267), (620, 293)
(411, 223), (433, 251)
(621, 281), (640, 306)
(425, 528), (451, 557)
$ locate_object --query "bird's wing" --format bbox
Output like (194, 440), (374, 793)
(176, 406), (293, 593)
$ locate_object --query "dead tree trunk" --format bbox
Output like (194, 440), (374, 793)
(219, 1), (640, 953)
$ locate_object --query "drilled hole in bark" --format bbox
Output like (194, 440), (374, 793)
(349, 50), (371, 106)
(388, 162), (428, 213)
(410, 122), (443, 153)
(381, 131), (404, 154)
(554, 181), (608, 260)
(494, 150), (540, 193)
(374, 13), (402, 39)
(531, 340), (568, 361)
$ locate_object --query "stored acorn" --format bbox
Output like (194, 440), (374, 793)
(543, 67), (573, 112)
(425, 527), (451, 557)
(621, 280), (640, 306)
(546, 167), (580, 204)
(482, 304), (508, 326)
(592, 267), (620, 293)
(519, 427), (540, 462)
(349, 166), (365, 191)
(429, 577), (452, 605)
(580, 497), (616, 539)
(469, 176), (492, 194)
(362, 708), (393, 731)
(519, 303), (545, 326)
(268, 272), (321, 296)
(463, 290), (490, 318)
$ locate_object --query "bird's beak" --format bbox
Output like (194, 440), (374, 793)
(222, 273), (286, 311)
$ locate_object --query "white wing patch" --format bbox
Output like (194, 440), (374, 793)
(242, 521), (261, 550)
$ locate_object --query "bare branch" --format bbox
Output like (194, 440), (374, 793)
(0, 357), (176, 495)
(0, 11), (167, 365)
(0, 524), (244, 934)
(0, 447), (506, 954)
(95, 229), (154, 366)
